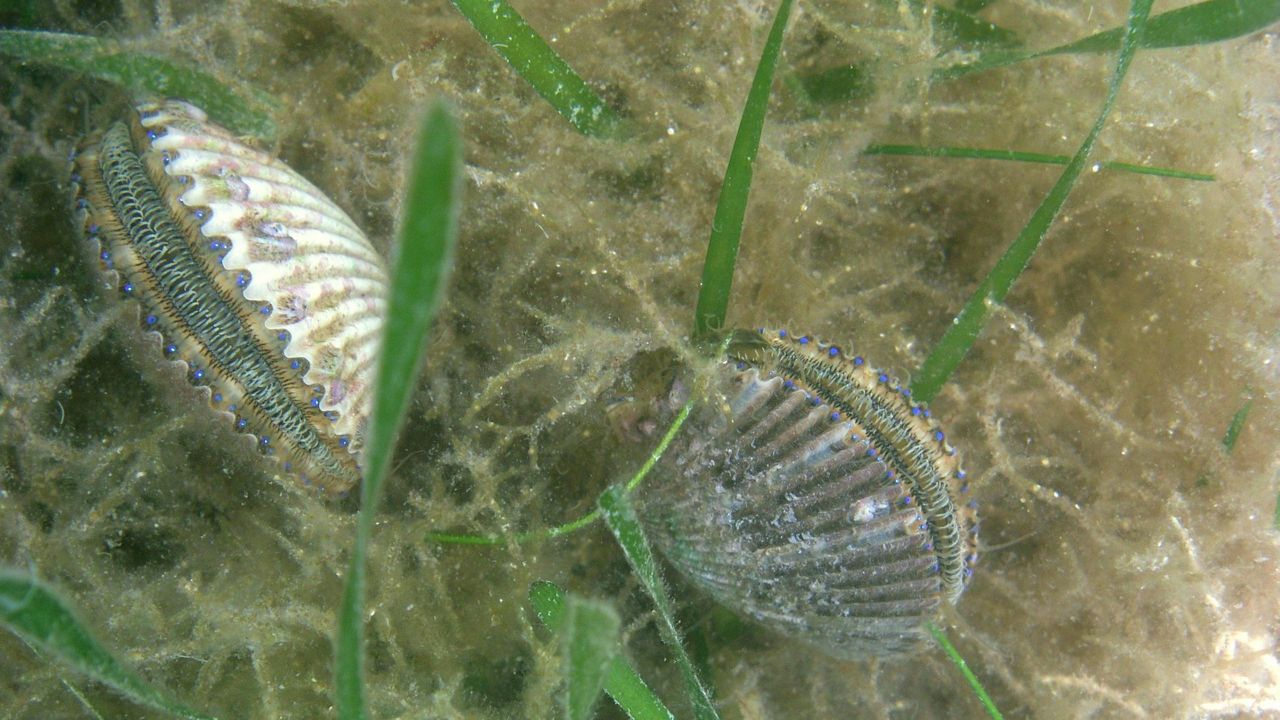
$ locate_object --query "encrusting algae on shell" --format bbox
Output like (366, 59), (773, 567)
(633, 328), (978, 659)
(70, 99), (389, 494)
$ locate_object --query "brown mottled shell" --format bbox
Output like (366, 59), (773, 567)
(636, 329), (977, 659)
(71, 99), (387, 493)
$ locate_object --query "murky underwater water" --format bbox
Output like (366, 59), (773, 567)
(1, 1), (1278, 718)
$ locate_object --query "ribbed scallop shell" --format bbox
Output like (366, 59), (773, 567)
(71, 99), (388, 493)
(636, 329), (977, 659)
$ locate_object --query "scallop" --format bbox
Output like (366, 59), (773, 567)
(70, 99), (388, 493)
(635, 328), (978, 659)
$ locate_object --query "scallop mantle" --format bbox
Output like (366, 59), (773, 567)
(72, 99), (388, 493)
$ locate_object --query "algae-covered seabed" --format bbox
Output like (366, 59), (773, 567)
(1, 1), (1277, 718)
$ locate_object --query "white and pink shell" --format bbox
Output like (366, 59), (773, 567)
(72, 99), (388, 493)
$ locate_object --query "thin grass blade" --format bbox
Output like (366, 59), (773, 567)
(335, 100), (463, 720)
(599, 486), (720, 720)
(864, 144), (1213, 181)
(448, 0), (621, 138)
(0, 29), (277, 139)
(1221, 395), (1253, 452)
(530, 581), (676, 720)
(801, 1), (1278, 101)
(938, 0), (1279, 80)
(911, 0), (1155, 403)
(1045, 0), (1280, 54)
(692, 0), (794, 341)
(927, 622), (1003, 720)
(0, 570), (215, 720)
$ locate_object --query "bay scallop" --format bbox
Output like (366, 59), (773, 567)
(70, 99), (388, 494)
(634, 329), (978, 659)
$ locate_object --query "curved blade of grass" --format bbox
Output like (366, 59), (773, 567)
(937, 0), (1279, 80)
(600, 486), (720, 720)
(911, 0), (1155, 404)
(530, 581), (676, 720)
(335, 101), (463, 720)
(448, 0), (621, 138)
(423, 395), (695, 546)
(864, 143), (1214, 181)
(0, 570), (215, 720)
(800, 0), (1278, 104)
(692, 0), (794, 342)
(927, 622), (1003, 720)
(0, 29), (277, 139)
